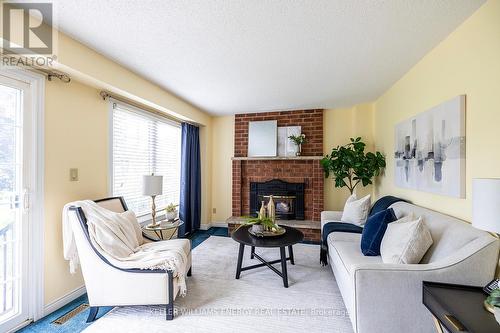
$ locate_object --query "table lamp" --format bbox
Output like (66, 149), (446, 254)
(472, 178), (500, 313)
(472, 178), (500, 235)
(143, 174), (163, 227)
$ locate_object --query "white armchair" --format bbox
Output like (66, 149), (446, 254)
(68, 197), (192, 322)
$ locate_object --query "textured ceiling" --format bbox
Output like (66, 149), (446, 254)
(47, 0), (484, 115)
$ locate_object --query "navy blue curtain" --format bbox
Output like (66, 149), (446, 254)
(179, 123), (201, 236)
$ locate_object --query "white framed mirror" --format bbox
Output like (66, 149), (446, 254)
(248, 120), (277, 157)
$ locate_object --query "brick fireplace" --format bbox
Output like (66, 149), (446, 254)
(228, 109), (324, 242)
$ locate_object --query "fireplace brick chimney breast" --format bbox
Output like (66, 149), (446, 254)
(232, 110), (324, 222)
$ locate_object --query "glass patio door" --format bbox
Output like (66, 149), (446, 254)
(0, 74), (31, 332)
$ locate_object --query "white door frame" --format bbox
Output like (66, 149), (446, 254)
(0, 68), (45, 330)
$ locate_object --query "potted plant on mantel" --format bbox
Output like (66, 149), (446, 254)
(288, 133), (306, 156)
(321, 137), (386, 195)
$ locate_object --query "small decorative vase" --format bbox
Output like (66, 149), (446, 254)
(166, 210), (177, 221)
(259, 201), (266, 219)
(295, 144), (301, 156)
(252, 224), (264, 234)
(267, 195), (276, 223)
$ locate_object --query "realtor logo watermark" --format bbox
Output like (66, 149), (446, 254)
(1, 1), (57, 67)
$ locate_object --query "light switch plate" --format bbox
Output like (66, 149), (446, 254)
(212, 208), (217, 214)
(70, 168), (79, 181)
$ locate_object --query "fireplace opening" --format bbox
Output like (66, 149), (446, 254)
(259, 195), (296, 219)
(250, 179), (305, 220)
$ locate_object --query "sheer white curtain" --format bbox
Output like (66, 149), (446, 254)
(111, 102), (181, 216)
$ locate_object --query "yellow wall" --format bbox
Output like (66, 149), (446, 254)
(373, 0), (500, 221)
(44, 80), (108, 304)
(210, 115), (234, 222)
(323, 104), (375, 211)
(41, 32), (214, 306)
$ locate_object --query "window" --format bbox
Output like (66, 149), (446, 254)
(111, 101), (181, 216)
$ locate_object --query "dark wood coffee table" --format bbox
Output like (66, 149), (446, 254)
(231, 225), (304, 288)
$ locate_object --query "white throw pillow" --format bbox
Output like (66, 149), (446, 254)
(392, 212), (415, 224)
(380, 217), (433, 264)
(341, 194), (371, 226)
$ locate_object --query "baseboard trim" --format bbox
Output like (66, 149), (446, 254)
(200, 221), (228, 230)
(211, 221), (228, 228)
(43, 285), (87, 317)
(199, 224), (211, 230)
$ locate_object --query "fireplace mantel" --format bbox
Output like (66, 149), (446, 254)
(231, 156), (323, 161)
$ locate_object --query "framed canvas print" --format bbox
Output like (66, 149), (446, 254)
(394, 95), (466, 198)
(248, 120), (278, 157)
(277, 127), (288, 156)
(286, 126), (301, 156)
(278, 126), (301, 157)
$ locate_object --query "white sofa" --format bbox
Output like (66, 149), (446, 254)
(321, 201), (499, 333)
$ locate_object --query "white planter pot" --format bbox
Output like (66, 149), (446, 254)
(166, 210), (177, 221)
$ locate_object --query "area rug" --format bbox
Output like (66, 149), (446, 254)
(83, 236), (353, 333)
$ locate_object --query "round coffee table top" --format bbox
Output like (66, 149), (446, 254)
(231, 225), (304, 248)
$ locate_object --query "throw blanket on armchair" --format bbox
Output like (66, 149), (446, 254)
(63, 200), (189, 295)
(320, 196), (407, 266)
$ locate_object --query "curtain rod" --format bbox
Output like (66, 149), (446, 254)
(1, 54), (71, 83)
(99, 91), (200, 127)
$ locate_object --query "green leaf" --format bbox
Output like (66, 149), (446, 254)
(321, 137), (386, 193)
(486, 289), (500, 307)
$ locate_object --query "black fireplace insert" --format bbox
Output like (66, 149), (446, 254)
(250, 179), (305, 220)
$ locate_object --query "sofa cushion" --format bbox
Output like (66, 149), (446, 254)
(329, 239), (383, 276)
(360, 208), (397, 256)
(328, 232), (362, 243)
(341, 194), (371, 226)
(380, 217), (433, 264)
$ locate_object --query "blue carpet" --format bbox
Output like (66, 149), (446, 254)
(19, 227), (228, 333)
(18, 295), (112, 333)
(190, 227), (229, 248)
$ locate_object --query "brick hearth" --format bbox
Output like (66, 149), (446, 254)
(229, 109), (324, 242)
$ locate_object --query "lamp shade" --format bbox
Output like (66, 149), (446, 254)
(142, 175), (163, 196)
(472, 178), (500, 234)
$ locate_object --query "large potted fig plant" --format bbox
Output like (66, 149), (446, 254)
(321, 137), (386, 194)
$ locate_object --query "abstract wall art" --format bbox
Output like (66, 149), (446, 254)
(394, 95), (466, 198)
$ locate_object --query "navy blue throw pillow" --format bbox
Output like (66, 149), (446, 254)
(361, 208), (398, 256)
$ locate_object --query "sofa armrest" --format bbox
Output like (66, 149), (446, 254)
(351, 238), (498, 333)
(321, 211), (343, 230)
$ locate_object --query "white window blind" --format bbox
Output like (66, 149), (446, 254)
(111, 102), (181, 216)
